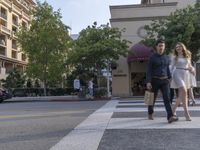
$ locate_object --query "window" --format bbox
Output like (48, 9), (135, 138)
(0, 7), (7, 20)
(12, 15), (18, 26)
(12, 50), (17, 59)
(0, 19), (7, 27)
(0, 35), (6, 46)
(12, 40), (17, 49)
(0, 47), (6, 55)
(22, 21), (27, 28)
(12, 26), (17, 33)
(22, 53), (26, 61)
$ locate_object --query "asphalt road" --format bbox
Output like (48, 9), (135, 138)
(0, 100), (108, 150)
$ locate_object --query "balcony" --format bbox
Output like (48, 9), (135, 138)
(0, 25), (11, 35)
(22, 11), (30, 20)
(12, 4), (22, 16)
(2, 0), (12, 8)
(15, 0), (30, 12)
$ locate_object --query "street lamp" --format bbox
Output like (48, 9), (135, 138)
(106, 60), (111, 98)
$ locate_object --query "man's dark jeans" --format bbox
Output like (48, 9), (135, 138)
(148, 78), (173, 120)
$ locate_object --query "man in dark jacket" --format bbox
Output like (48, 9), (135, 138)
(146, 39), (178, 123)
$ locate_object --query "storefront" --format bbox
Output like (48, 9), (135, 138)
(128, 44), (154, 96)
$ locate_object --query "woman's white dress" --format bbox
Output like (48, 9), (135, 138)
(170, 57), (191, 89)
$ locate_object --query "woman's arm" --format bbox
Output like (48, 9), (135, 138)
(188, 59), (195, 75)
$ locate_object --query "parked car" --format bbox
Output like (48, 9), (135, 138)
(0, 89), (12, 103)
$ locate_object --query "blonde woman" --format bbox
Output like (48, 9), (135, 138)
(170, 42), (195, 121)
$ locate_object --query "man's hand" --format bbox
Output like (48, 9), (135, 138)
(146, 82), (152, 90)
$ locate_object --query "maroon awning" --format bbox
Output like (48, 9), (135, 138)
(127, 43), (154, 63)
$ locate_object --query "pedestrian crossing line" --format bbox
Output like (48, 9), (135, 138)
(115, 100), (200, 112)
(107, 117), (200, 129)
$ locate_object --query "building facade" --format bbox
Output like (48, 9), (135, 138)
(110, 0), (196, 97)
(0, 0), (35, 79)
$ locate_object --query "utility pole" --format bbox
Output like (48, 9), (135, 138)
(107, 60), (111, 97)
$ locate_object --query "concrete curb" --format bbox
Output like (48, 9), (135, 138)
(5, 96), (111, 102)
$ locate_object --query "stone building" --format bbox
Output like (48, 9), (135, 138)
(110, 0), (196, 96)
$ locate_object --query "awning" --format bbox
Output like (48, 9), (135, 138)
(127, 43), (154, 63)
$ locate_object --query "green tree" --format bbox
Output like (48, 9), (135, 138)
(68, 22), (130, 87)
(17, 1), (71, 95)
(142, 4), (198, 60)
(1, 68), (25, 89)
(190, 0), (200, 61)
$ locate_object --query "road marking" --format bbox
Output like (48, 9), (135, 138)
(107, 117), (200, 129)
(50, 100), (118, 150)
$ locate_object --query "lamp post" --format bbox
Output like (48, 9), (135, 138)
(107, 60), (111, 97)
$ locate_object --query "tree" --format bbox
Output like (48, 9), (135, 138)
(17, 1), (71, 95)
(142, 4), (199, 61)
(1, 68), (25, 89)
(68, 22), (130, 87)
(190, 0), (200, 61)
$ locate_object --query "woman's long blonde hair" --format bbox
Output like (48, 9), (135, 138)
(173, 42), (191, 61)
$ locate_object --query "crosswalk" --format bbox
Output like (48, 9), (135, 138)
(50, 98), (200, 150)
(109, 99), (200, 129)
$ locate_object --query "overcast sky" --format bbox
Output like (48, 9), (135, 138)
(40, 0), (141, 34)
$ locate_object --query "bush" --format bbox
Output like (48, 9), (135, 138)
(94, 87), (107, 98)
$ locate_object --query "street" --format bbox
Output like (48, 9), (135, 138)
(0, 100), (107, 150)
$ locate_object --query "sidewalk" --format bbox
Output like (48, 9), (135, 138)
(6, 95), (112, 102)
(50, 98), (200, 150)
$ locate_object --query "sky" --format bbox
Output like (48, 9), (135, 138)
(40, 0), (141, 34)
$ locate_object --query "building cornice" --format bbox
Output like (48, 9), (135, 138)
(110, 2), (177, 9)
(110, 16), (168, 22)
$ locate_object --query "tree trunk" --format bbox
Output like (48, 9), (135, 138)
(43, 75), (47, 96)
(43, 47), (48, 96)
(97, 68), (101, 88)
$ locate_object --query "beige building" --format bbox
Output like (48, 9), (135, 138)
(110, 0), (196, 97)
(0, 0), (35, 79)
